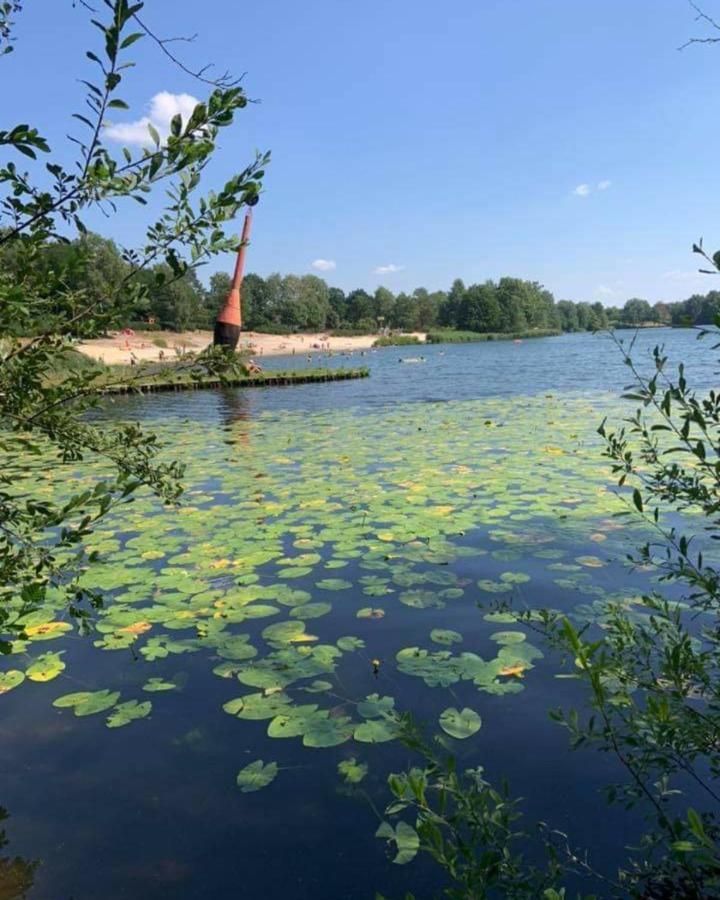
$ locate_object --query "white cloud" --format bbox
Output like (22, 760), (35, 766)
(662, 269), (704, 282)
(573, 183), (590, 197)
(104, 91), (200, 146)
(597, 179), (612, 190)
(373, 263), (404, 274)
(596, 284), (616, 297)
(311, 259), (336, 272)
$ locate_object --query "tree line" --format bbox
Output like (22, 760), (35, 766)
(3, 230), (715, 334)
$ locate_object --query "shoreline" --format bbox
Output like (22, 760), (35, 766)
(76, 330), (426, 365)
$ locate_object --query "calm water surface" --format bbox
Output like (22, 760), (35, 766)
(1, 329), (715, 899)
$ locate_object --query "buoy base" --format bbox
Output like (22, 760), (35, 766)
(214, 321), (241, 351)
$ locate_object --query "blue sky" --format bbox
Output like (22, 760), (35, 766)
(4, 0), (720, 303)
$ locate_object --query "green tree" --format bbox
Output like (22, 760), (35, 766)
(438, 278), (465, 328)
(458, 282), (502, 332)
(622, 297), (654, 324)
(346, 288), (374, 325)
(0, 0), (268, 644)
(391, 292), (416, 330)
(327, 286), (347, 328)
(373, 286), (395, 326)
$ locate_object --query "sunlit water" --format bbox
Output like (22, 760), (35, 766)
(1, 329), (715, 899)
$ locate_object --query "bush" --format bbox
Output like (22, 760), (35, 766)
(426, 328), (561, 344)
(373, 334), (422, 347)
(330, 327), (373, 337)
(152, 337), (168, 348)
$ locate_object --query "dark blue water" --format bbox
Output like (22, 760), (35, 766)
(0, 329), (715, 900)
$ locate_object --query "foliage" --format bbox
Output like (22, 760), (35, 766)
(0, 0), (268, 647)
(373, 335), (421, 347)
(426, 328), (561, 344)
(551, 325), (720, 897)
(376, 716), (574, 899)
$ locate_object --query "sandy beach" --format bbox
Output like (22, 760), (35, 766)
(76, 330), (426, 365)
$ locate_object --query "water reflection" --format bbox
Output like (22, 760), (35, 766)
(0, 808), (38, 900)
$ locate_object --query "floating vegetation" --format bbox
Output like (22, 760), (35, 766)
(338, 757), (368, 784)
(0, 392), (664, 778)
(438, 706), (482, 739)
(236, 760), (278, 793)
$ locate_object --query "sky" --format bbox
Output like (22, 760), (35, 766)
(4, 0), (720, 304)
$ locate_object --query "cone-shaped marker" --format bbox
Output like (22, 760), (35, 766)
(214, 203), (256, 350)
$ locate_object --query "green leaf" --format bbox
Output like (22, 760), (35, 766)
(0, 670), (25, 694)
(376, 821), (419, 864)
(430, 628), (462, 645)
(107, 699), (151, 728)
(316, 578), (352, 591)
(338, 757), (368, 784)
(236, 759), (278, 793)
(354, 717), (400, 744)
(438, 707), (482, 739)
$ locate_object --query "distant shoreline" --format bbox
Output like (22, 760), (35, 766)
(76, 330), (427, 365)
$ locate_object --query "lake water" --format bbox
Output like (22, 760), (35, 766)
(0, 328), (714, 899)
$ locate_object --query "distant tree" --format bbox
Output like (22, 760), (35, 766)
(392, 292), (417, 330)
(698, 290), (720, 325)
(204, 271), (232, 328)
(438, 278), (465, 327)
(346, 289), (374, 325)
(653, 301), (671, 324)
(149, 266), (206, 331)
(241, 273), (270, 329)
(555, 300), (579, 332)
(298, 274), (330, 329)
(327, 287), (346, 329)
(590, 301), (609, 330)
(413, 287), (441, 330)
(496, 277), (528, 332)
(459, 282), (502, 332)
(373, 286), (395, 325)
(622, 297), (654, 325)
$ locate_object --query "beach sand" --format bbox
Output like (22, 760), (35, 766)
(77, 330), (426, 365)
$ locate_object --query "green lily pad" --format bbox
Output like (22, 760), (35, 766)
(338, 757), (368, 784)
(430, 628), (462, 646)
(354, 716), (400, 743)
(439, 706), (482, 739)
(0, 670), (25, 694)
(142, 677), (177, 692)
(236, 759), (278, 793)
(490, 631), (526, 645)
(26, 652), (65, 683)
(316, 578), (352, 591)
(107, 699), (152, 728)
(54, 689), (121, 717)
(357, 693), (395, 718)
(289, 602), (332, 620)
(337, 636), (364, 652)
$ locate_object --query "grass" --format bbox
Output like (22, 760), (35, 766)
(41, 350), (369, 393)
(425, 328), (561, 344)
(373, 334), (422, 347)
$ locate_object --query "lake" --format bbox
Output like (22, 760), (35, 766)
(0, 328), (712, 899)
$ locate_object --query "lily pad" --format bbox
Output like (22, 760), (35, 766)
(0, 670), (25, 694)
(439, 706), (482, 739)
(236, 759), (278, 793)
(338, 757), (368, 784)
(430, 628), (462, 646)
(107, 699), (152, 728)
(316, 579), (352, 591)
